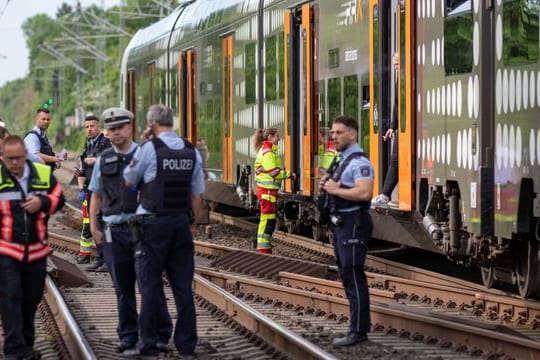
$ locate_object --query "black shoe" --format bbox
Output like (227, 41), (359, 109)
(94, 264), (109, 272)
(155, 341), (169, 352)
(22, 349), (42, 360)
(76, 255), (91, 264)
(333, 332), (368, 347)
(116, 341), (136, 353)
(122, 348), (159, 358)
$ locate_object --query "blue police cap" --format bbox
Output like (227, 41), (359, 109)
(101, 107), (133, 129)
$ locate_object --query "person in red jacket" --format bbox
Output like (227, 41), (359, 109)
(0, 135), (65, 360)
(253, 128), (295, 253)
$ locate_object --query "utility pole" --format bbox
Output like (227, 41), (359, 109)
(75, 1), (84, 126)
(96, 0), (105, 112)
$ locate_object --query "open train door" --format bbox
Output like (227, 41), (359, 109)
(283, 3), (317, 231)
(284, 3), (316, 196)
(370, 0), (414, 211)
(177, 49), (197, 143)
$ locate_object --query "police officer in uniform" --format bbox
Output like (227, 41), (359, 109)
(77, 114), (111, 267)
(24, 108), (61, 170)
(0, 135), (65, 359)
(87, 108), (172, 354)
(320, 115), (373, 347)
(123, 104), (203, 358)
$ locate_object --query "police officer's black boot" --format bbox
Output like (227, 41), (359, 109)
(333, 332), (368, 347)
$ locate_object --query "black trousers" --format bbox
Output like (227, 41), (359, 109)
(332, 211), (372, 333)
(0, 256), (47, 357)
(382, 136), (398, 198)
(135, 214), (197, 355)
(103, 226), (172, 345)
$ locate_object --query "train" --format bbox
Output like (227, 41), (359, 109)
(119, 0), (540, 298)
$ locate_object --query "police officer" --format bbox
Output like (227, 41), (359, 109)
(0, 135), (65, 359)
(24, 108), (61, 170)
(77, 114), (111, 268)
(123, 104), (203, 358)
(320, 115), (373, 347)
(87, 108), (172, 354)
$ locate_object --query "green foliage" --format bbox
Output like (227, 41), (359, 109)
(0, 1), (175, 147)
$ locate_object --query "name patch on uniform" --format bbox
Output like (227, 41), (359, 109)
(163, 158), (193, 170)
(360, 166), (370, 176)
(104, 156), (118, 164)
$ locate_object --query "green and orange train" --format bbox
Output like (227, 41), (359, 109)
(120, 0), (540, 298)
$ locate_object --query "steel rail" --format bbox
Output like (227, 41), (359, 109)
(198, 268), (540, 360)
(193, 273), (339, 360)
(43, 276), (96, 359)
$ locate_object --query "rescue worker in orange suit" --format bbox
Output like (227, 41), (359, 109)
(253, 128), (295, 254)
(320, 116), (373, 347)
(0, 135), (65, 360)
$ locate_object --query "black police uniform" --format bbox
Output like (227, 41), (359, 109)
(97, 146), (172, 351)
(80, 133), (111, 265)
(329, 150), (373, 344)
(135, 137), (197, 356)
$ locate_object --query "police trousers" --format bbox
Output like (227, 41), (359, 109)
(332, 211), (372, 333)
(0, 256), (46, 357)
(135, 214), (197, 355)
(103, 225), (172, 345)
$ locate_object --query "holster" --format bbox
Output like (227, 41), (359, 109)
(128, 215), (144, 244)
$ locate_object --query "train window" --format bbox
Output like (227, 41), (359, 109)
(245, 42), (257, 105)
(329, 48), (339, 69)
(278, 32), (285, 100)
(444, 0), (473, 75)
(266, 35), (277, 101)
(503, 0), (539, 65)
(328, 77), (342, 122)
(344, 75), (359, 118)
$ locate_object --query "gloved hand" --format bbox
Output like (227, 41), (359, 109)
(78, 190), (86, 202)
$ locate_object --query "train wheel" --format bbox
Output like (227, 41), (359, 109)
(286, 221), (298, 234)
(312, 225), (324, 242)
(515, 239), (539, 298)
(480, 266), (496, 289)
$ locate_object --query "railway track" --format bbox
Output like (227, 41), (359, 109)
(47, 215), (336, 359)
(55, 205), (540, 358)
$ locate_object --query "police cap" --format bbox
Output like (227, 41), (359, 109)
(101, 107), (133, 129)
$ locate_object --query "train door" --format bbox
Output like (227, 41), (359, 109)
(370, 0), (414, 210)
(222, 35), (234, 184)
(284, 3), (317, 196)
(177, 50), (197, 143)
(127, 69), (136, 140)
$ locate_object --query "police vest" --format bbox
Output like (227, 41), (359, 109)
(24, 130), (55, 157)
(330, 152), (371, 211)
(0, 162), (61, 262)
(82, 133), (111, 185)
(99, 148), (138, 216)
(140, 137), (195, 215)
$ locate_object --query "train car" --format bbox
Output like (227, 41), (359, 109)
(120, 0), (540, 298)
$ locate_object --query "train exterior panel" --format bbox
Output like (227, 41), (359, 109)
(120, 0), (540, 298)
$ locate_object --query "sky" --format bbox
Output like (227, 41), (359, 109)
(0, 0), (121, 87)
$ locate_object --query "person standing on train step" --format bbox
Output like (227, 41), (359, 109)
(320, 116), (373, 347)
(76, 114), (111, 269)
(0, 135), (65, 360)
(253, 128), (295, 254)
(88, 108), (172, 354)
(24, 108), (62, 170)
(123, 104), (203, 358)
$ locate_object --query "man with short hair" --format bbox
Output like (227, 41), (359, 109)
(320, 116), (374, 347)
(0, 135), (65, 359)
(123, 104), (203, 358)
(76, 115), (111, 269)
(89, 108), (172, 354)
(24, 108), (61, 170)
